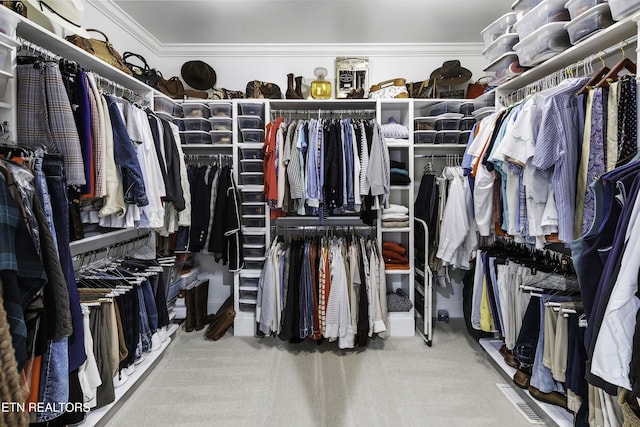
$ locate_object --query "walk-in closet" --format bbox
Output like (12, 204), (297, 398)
(0, 0), (639, 425)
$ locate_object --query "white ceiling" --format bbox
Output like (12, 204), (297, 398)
(112, 0), (514, 45)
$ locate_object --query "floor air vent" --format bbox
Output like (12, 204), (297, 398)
(496, 383), (546, 424)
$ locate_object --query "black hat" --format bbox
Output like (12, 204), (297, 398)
(181, 60), (217, 90)
(429, 60), (472, 86)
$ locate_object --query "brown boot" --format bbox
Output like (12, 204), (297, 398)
(184, 288), (195, 332)
(194, 281), (209, 331)
(295, 76), (304, 98)
(286, 73), (303, 99)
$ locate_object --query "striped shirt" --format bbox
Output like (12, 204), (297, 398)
(533, 78), (588, 243)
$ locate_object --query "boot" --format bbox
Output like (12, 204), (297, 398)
(286, 73), (303, 99)
(184, 287), (195, 332)
(295, 76), (304, 98)
(194, 281), (209, 331)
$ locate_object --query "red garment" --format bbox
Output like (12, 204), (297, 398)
(263, 118), (282, 207)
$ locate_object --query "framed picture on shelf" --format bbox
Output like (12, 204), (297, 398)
(336, 56), (369, 99)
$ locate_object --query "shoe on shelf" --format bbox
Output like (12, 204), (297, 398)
(528, 385), (568, 409)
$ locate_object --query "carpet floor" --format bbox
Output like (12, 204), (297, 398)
(104, 319), (552, 426)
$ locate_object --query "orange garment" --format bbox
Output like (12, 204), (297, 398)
(385, 263), (411, 270)
(382, 250), (408, 264)
(382, 241), (406, 256)
(25, 356), (41, 405)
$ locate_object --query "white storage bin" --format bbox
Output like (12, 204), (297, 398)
(414, 117), (436, 131)
(415, 130), (437, 144)
(609, 0), (640, 21)
(0, 12), (19, 38)
(241, 190), (265, 203)
(240, 147), (263, 160)
(210, 130), (232, 144)
(564, 0), (606, 19)
(239, 102), (264, 117)
(238, 115), (264, 130)
(565, 3), (613, 45)
(209, 117), (232, 131)
(208, 102), (232, 118)
(241, 129), (265, 143)
(240, 172), (264, 186)
(512, 0), (545, 18)
(482, 33), (520, 65)
(435, 131), (461, 145)
(181, 118), (210, 131)
(242, 203), (266, 216)
(180, 131), (211, 145)
(514, 0), (570, 40)
(514, 22), (571, 67)
(481, 12), (518, 47)
(240, 159), (263, 172)
(484, 52), (526, 83)
(154, 96), (179, 117)
(182, 102), (210, 118)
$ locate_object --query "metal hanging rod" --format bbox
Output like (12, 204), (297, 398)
(17, 36), (146, 105)
(500, 36), (638, 106)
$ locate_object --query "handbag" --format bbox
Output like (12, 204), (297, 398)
(205, 296), (235, 341)
(368, 78), (409, 99)
(211, 87), (245, 100)
(122, 52), (161, 88)
(1, 1), (26, 16)
(466, 76), (491, 99)
(245, 80), (282, 99)
(65, 29), (132, 76)
(405, 79), (433, 98)
(157, 75), (185, 99)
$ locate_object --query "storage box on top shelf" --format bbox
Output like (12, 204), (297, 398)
(482, 33), (520, 65)
(564, 3), (613, 45)
(154, 96), (181, 117)
(239, 102), (264, 118)
(512, 0), (544, 18)
(416, 101), (460, 117)
(481, 12), (518, 47)
(208, 102), (232, 118)
(484, 52), (527, 85)
(514, 21), (571, 67)
(182, 102), (210, 118)
(0, 11), (19, 38)
(514, 0), (570, 40)
(564, 0), (606, 19)
(608, 0), (640, 21)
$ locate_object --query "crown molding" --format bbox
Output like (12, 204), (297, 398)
(89, 1), (484, 59)
(86, 0), (163, 54)
(155, 43), (485, 58)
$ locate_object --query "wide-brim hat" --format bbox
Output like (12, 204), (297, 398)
(23, 0), (91, 39)
(430, 60), (472, 87)
(181, 60), (217, 90)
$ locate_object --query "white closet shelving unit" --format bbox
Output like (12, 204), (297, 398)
(477, 8), (640, 427)
(0, 6), (181, 426)
(377, 98), (415, 337)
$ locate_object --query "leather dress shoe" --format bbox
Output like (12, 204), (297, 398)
(528, 385), (567, 409)
(504, 352), (520, 369)
(513, 368), (531, 389)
